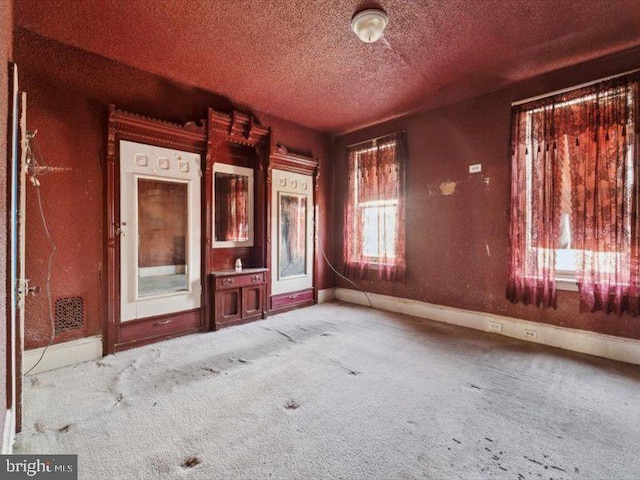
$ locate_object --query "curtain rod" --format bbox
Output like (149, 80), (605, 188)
(511, 67), (640, 106)
(346, 130), (404, 150)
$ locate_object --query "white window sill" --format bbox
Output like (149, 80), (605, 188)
(556, 276), (578, 292)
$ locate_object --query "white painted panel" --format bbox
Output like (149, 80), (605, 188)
(120, 141), (201, 321)
(2, 409), (15, 454)
(271, 169), (314, 295)
(317, 288), (336, 303)
(23, 336), (103, 374)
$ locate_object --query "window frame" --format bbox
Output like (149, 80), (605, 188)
(349, 140), (399, 267)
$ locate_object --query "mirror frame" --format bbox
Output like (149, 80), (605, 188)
(212, 163), (254, 248)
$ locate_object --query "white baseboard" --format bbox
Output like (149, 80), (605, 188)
(2, 409), (15, 454)
(317, 288), (336, 304)
(336, 288), (640, 366)
(23, 336), (103, 375)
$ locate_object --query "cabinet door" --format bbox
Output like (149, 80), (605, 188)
(243, 285), (264, 317)
(216, 288), (242, 323)
(120, 140), (201, 322)
(270, 169), (314, 296)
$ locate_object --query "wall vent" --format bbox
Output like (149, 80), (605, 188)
(54, 296), (84, 333)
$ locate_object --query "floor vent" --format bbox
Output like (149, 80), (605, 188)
(54, 296), (84, 333)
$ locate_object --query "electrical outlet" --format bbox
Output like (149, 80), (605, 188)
(523, 329), (537, 339)
(487, 321), (503, 333)
(469, 164), (482, 174)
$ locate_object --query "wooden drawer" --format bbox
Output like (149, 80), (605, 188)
(270, 289), (314, 312)
(117, 309), (203, 345)
(215, 272), (265, 289)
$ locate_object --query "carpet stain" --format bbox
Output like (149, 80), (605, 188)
(320, 333), (331, 337)
(201, 366), (221, 374)
(276, 330), (298, 343)
(33, 422), (45, 433)
(524, 455), (544, 466)
(285, 400), (300, 410)
(348, 370), (360, 376)
(57, 424), (72, 433)
(452, 438), (461, 444)
(181, 457), (201, 469)
(469, 383), (481, 390)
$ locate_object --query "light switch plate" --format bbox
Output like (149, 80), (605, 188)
(469, 164), (482, 174)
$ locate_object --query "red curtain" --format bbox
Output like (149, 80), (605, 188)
(508, 73), (640, 314)
(568, 81), (639, 313)
(215, 175), (248, 241)
(344, 132), (406, 281)
(507, 106), (562, 308)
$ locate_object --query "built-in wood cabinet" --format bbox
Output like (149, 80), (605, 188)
(106, 106), (208, 353)
(210, 268), (268, 330)
(105, 105), (320, 351)
(267, 146), (319, 314)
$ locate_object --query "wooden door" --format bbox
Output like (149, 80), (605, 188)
(270, 169), (314, 296)
(119, 141), (202, 322)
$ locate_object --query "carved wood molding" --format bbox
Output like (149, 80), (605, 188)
(268, 143), (319, 177)
(108, 105), (207, 153)
(105, 105), (208, 354)
(208, 108), (270, 148)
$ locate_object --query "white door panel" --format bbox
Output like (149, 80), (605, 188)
(271, 169), (314, 295)
(120, 140), (201, 322)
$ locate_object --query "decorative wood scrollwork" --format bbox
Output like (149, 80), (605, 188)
(108, 105), (207, 152)
(208, 108), (269, 148)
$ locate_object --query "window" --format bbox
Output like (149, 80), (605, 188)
(361, 200), (397, 259)
(344, 132), (406, 281)
(508, 74), (639, 314)
(523, 92), (635, 286)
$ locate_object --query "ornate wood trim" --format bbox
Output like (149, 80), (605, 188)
(108, 105), (207, 152)
(268, 143), (319, 176)
(206, 108), (270, 283)
(208, 108), (269, 148)
(266, 144), (320, 311)
(105, 105), (208, 353)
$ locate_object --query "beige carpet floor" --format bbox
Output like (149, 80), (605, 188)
(14, 302), (640, 479)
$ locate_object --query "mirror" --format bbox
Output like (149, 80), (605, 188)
(278, 193), (307, 279)
(213, 163), (254, 248)
(137, 178), (189, 297)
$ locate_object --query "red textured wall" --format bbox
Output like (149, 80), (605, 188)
(15, 29), (334, 349)
(333, 46), (640, 341)
(0, 0), (12, 434)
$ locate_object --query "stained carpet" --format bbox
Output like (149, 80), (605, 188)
(15, 302), (640, 479)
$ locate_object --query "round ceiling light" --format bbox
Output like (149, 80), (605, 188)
(351, 9), (388, 44)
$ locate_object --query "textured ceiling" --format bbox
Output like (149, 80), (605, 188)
(15, 0), (640, 134)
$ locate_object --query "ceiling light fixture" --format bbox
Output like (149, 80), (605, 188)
(351, 9), (388, 44)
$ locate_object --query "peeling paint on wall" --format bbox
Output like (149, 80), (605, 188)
(439, 181), (457, 196)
